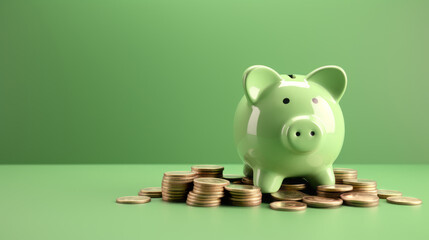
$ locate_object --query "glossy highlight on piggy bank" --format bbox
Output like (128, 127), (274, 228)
(234, 65), (347, 193)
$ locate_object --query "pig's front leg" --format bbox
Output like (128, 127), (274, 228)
(305, 166), (335, 189)
(253, 168), (283, 193)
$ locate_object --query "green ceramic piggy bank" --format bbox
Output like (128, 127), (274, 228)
(234, 65), (347, 193)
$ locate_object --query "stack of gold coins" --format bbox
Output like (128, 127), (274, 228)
(186, 178), (230, 207)
(280, 178), (307, 191)
(334, 168), (357, 184)
(225, 184), (262, 207)
(271, 190), (307, 202)
(341, 192), (379, 207)
(241, 177), (253, 185)
(191, 165), (224, 178)
(162, 171), (196, 202)
(222, 174), (244, 184)
(138, 187), (162, 198)
(343, 179), (377, 195)
(317, 184), (353, 198)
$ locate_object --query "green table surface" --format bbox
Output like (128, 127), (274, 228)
(0, 164), (427, 239)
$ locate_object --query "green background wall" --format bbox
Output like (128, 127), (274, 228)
(1, 0), (428, 164)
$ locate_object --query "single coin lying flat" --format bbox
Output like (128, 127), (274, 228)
(386, 196), (422, 206)
(116, 196), (151, 204)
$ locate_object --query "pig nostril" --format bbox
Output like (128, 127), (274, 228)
(296, 132), (301, 137)
(310, 131), (315, 136)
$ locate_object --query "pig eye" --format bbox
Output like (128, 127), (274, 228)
(283, 98), (290, 104)
(312, 98), (318, 104)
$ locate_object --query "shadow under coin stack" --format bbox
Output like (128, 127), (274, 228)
(334, 168), (357, 184)
(343, 179), (377, 195)
(225, 184), (262, 207)
(186, 178), (230, 207)
(191, 165), (224, 178)
(162, 171), (196, 202)
(317, 184), (353, 198)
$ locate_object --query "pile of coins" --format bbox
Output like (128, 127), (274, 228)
(343, 179), (377, 195)
(317, 184), (353, 198)
(341, 192), (379, 207)
(162, 171), (196, 202)
(191, 165), (224, 178)
(222, 174), (243, 184)
(186, 178), (230, 207)
(334, 168), (357, 184)
(138, 187), (162, 198)
(117, 166), (423, 209)
(280, 178), (307, 191)
(225, 184), (262, 207)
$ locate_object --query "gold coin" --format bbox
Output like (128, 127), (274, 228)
(228, 193), (262, 198)
(345, 201), (379, 207)
(340, 192), (379, 204)
(377, 189), (402, 199)
(193, 184), (225, 190)
(186, 196), (221, 203)
(191, 188), (224, 195)
(188, 192), (223, 199)
(223, 174), (245, 181)
(302, 196), (343, 208)
(225, 184), (261, 193)
(386, 196), (422, 205)
(333, 168), (357, 174)
(317, 184), (353, 192)
(164, 171), (196, 177)
(271, 190), (306, 201)
(270, 201), (307, 211)
(343, 179), (376, 186)
(194, 178), (230, 186)
(162, 178), (194, 183)
(116, 196), (151, 204)
(138, 191), (162, 197)
(191, 165), (224, 170)
(139, 187), (162, 193)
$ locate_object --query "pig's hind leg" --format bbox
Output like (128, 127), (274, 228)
(305, 166), (335, 189)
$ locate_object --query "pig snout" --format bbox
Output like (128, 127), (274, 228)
(281, 117), (323, 153)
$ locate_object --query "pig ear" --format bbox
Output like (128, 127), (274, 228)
(306, 66), (347, 102)
(243, 65), (282, 104)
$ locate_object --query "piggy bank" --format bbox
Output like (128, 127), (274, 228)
(234, 65), (347, 193)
